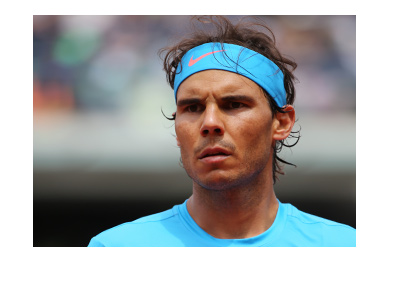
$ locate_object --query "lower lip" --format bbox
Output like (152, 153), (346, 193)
(199, 155), (230, 164)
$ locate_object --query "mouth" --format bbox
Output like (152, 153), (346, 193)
(198, 147), (232, 161)
(201, 152), (227, 158)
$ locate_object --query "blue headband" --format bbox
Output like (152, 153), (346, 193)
(173, 42), (286, 107)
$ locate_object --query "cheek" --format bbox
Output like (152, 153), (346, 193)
(239, 121), (273, 169)
(235, 115), (273, 147)
(176, 122), (196, 152)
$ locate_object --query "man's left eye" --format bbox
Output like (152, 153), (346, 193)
(230, 102), (243, 109)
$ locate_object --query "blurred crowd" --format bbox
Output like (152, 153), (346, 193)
(33, 15), (356, 114)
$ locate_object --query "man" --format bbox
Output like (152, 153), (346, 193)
(88, 16), (355, 247)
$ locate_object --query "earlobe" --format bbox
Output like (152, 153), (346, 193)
(272, 105), (295, 141)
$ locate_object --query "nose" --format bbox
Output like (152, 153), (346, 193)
(200, 104), (225, 137)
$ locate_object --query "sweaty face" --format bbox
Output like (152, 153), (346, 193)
(175, 70), (276, 191)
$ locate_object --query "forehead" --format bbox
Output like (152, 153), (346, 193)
(176, 69), (265, 100)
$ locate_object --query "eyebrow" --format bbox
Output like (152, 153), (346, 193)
(176, 98), (202, 107)
(177, 95), (256, 107)
(220, 95), (255, 104)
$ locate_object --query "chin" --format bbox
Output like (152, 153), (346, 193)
(194, 172), (252, 191)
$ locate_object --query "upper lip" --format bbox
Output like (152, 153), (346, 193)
(198, 146), (232, 159)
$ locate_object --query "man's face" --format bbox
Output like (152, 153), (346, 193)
(175, 70), (277, 190)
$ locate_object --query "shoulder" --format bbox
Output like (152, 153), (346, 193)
(283, 203), (356, 247)
(88, 207), (185, 247)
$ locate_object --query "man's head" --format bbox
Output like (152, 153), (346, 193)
(160, 16), (299, 185)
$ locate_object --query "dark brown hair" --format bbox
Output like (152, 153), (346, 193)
(159, 15), (300, 184)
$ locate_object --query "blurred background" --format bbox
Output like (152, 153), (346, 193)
(33, 15), (356, 247)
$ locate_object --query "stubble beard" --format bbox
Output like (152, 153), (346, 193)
(181, 146), (271, 194)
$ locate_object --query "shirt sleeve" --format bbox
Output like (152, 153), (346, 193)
(323, 224), (356, 247)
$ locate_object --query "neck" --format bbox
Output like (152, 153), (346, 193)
(187, 174), (279, 239)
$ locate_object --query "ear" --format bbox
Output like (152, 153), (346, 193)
(272, 105), (295, 141)
(172, 112), (181, 147)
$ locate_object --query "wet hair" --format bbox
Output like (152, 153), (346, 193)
(159, 15), (300, 184)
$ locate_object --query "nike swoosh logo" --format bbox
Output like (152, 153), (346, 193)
(188, 49), (226, 66)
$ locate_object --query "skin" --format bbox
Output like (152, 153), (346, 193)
(175, 69), (295, 239)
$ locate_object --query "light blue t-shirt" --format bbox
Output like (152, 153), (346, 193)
(88, 200), (356, 247)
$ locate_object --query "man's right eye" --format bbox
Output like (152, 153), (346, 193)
(187, 105), (199, 112)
